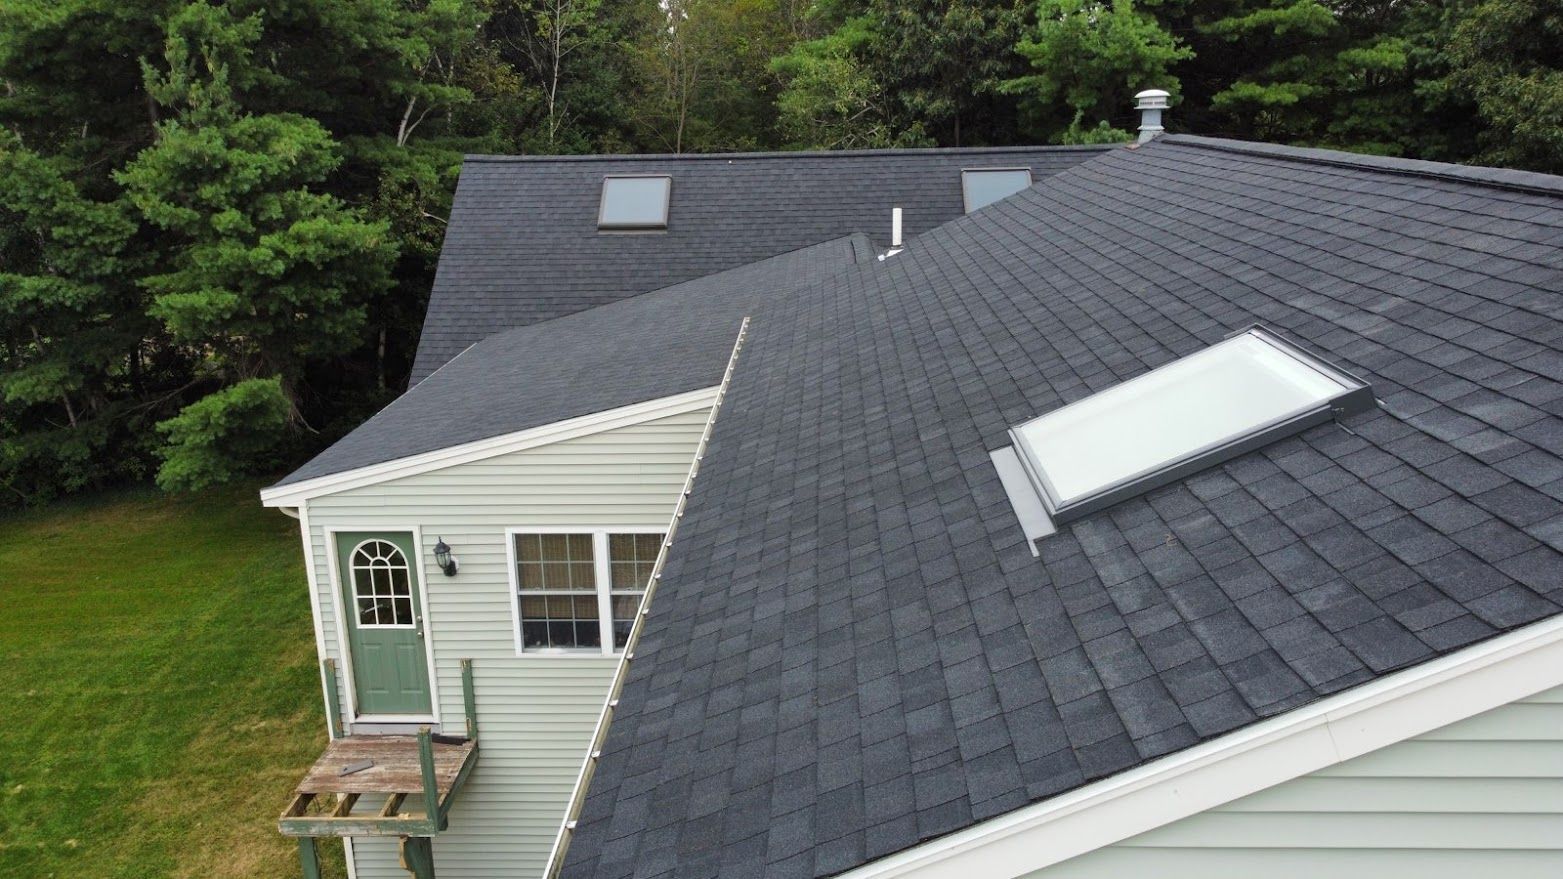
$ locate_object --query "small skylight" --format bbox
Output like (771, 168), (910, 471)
(962, 168), (1033, 213)
(1003, 327), (1374, 529)
(598, 175), (671, 230)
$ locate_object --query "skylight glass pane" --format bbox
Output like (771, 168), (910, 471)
(1012, 329), (1368, 514)
(962, 169), (1033, 213)
(599, 176), (670, 228)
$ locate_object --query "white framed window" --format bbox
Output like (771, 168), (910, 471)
(598, 175), (671, 229)
(506, 528), (664, 655)
(349, 539), (416, 627)
(962, 168), (1033, 213)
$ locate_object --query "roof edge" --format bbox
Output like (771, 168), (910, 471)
(830, 613), (1563, 879)
(462, 144), (1120, 165)
(1164, 134), (1563, 198)
(547, 320), (753, 877)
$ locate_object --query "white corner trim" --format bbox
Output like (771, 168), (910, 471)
(259, 385), (721, 506)
(837, 612), (1563, 879)
(296, 503), (336, 739)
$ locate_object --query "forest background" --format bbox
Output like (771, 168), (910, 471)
(3, 0), (1559, 506)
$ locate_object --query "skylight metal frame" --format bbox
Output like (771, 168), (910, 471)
(961, 167), (1034, 213)
(1009, 326), (1375, 524)
(597, 174), (673, 231)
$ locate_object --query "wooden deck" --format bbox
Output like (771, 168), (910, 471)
(296, 735), (476, 796)
(280, 732), (479, 838)
(284, 660), (481, 877)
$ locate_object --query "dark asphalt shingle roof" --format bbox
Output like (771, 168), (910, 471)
(559, 136), (1563, 879)
(410, 145), (1113, 383)
(275, 235), (868, 486)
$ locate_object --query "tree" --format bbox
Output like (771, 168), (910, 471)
(119, 4), (396, 490)
(867, 0), (1030, 146)
(1445, 0), (1563, 173)
(0, 133), (153, 504)
(1147, 0), (1437, 154)
(627, 0), (798, 152)
(771, 15), (928, 148)
(1005, 0), (1190, 142)
(504, 0), (612, 149)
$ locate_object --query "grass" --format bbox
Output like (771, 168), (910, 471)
(0, 484), (345, 878)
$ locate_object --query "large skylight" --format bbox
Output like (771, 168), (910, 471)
(962, 168), (1033, 213)
(1007, 327), (1374, 524)
(598, 175), (671, 229)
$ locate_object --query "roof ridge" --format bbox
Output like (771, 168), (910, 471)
(462, 144), (1120, 164)
(1162, 134), (1563, 198)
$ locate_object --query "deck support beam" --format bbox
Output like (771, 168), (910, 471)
(401, 836), (436, 879)
(419, 728), (442, 831)
(462, 659), (477, 740)
(323, 659), (344, 739)
(298, 837), (323, 879)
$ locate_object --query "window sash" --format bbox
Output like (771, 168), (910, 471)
(511, 530), (661, 655)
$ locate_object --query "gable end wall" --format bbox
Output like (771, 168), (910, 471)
(300, 406), (711, 878)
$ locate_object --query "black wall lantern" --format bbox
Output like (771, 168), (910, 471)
(433, 537), (459, 577)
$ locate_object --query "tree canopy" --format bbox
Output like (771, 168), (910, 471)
(2, 0), (1559, 506)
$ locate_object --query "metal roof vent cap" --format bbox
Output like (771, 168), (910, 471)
(1134, 88), (1171, 143)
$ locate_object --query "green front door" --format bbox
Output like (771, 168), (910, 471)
(336, 532), (433, 716)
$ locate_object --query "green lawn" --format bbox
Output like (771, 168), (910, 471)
(0, 485), (345, 878)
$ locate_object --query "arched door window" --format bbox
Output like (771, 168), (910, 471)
(350, 539), (415, 627)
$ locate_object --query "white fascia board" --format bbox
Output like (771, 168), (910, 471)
(837, 612), (1563, 879)
(259, 385), (720, 507)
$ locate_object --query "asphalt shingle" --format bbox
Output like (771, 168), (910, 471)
(562, 136), (1563, 879)
(411, 145), (1113, 382)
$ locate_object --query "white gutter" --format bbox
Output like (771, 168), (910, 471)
(543, 318), (752, 878)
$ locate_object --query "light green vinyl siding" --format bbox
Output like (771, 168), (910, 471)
(301, 406), (710, 879)
(1031, 683), (1563, 879)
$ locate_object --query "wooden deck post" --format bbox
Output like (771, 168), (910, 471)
(323, 659), (344, 739)
(400, 836), (436, 878)
(461, 659), (477, 741)
(297, 837), (323, 879)
(418, 728), (441, 830)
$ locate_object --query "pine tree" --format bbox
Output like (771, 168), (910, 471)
(0, 133), (151, 504)
(118, 4), (395, 490)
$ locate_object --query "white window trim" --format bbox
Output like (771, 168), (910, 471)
(833, 612), (1563, 879)
(260, 385), (719, 507)
(504, 526), (664, 658)
(322, 525), (444, 726)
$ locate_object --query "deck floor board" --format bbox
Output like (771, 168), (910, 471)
(296, 736), (476, 796)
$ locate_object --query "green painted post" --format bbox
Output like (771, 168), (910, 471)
(322, 659), (344, 739)
(461, 659), (477, 741)
(418, 727), (441, 830)
(401, 836), (437, 878)
(298, 837), (322, 879)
